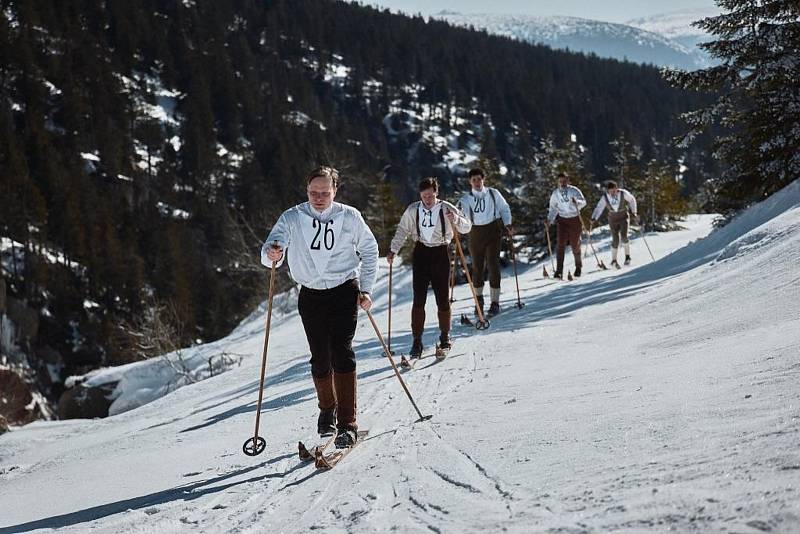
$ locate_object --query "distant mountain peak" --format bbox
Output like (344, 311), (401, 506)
(435, 11), (713, 70)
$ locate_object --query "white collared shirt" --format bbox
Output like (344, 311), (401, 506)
(591, 189), (637, 221)
(547, 185), (587, 222)
(261, 202), (379, 293)
(457, 187), (512, 227)
(390, 200), (471, 253)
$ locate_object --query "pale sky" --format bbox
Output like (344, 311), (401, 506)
(358, 0), (719, 23)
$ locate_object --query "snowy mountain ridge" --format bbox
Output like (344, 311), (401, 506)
(626, 8), (718, 47)
(1, 179), (799, 532)
(626, 8), (720, 66)
(436, 11), (713, 70)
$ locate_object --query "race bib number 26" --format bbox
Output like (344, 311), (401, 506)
(310, 219), (335, 250)
(300, 213), (344, 274)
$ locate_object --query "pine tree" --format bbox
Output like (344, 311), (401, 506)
(664, 0), (800, 214)
(363, 173), (404, 255)
(516, 152), (552, 250)
(0, 108), (48, 296)
(638, 159), (689, 229)
(606, 134), (644, 192)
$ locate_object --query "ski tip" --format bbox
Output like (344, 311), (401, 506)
(315, 454), (334, 470)
(298, 441), (314, 461)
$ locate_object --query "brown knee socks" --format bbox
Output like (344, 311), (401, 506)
(437, 309), (451, 336)
(312, 373), (337, 411)
(411, 306), (425, 339)
(333, 370), (357, 432)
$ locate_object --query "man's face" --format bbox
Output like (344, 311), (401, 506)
(419, 187), (438, 208)
(607, 186), (619, 196)
(307, 176), (336, 211)
(558, 175), (569, 188)
(469, 174), (485, 191)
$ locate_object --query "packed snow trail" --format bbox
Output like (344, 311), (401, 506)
(1, 182), (800, 533)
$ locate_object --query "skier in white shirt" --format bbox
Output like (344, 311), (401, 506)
(590, 180), (639, 268)
(546, 172), (587, 279)
(388, 177), (471, 359)
(457, 167), (513, 317)
(261, 166), (378, 449)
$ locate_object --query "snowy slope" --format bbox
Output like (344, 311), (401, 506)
(2, 181), (800, 533)
(436, 12), (711, 70)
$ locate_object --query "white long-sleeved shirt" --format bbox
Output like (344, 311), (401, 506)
(547, 185), (586, 222)
(457, 187), (512, 226)
(591, 189), (638, 221)
(390, 200), (471, 254)
(260, 202), (379, 294)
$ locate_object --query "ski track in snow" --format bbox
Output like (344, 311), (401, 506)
(2, 182), (800, 533)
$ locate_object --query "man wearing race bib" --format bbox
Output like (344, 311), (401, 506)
(387, 177), (472, 359)
(546, 172), (587, 279)
(457, 167), (513, 317)
(590, 180), (639, 268)
(261, 166), (378, 449)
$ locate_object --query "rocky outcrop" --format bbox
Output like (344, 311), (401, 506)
(58, 379), (118, 420)
(0, 368), (47, 425)
(6, 297), (38, 343)
(0, 415), (8, 434)
(0, 277), (6, 314)
(36, 345), (65, 387)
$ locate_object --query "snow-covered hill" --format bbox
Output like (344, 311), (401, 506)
(626, 8), (719, 52)
(436, 12), (712, 70)
(2, 180), (800, 533)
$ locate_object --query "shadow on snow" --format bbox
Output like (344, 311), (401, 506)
(0, 453), (300, 533)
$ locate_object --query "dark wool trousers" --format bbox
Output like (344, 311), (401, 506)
(556, 215), (583, 274)
(298, 279), (359, 377)
(608, 211), (630, 248)
(411, 243), (451, 338)
(468, 220), (503, 289)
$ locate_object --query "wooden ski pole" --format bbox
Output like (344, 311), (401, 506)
(387, 259), (393, 354)
(507, 233), (524, 309)
(243, 253), (278, 456)
(638, 217), (656, 262)
(544, 223), (556, 277)
(452, 232), (490, 329)
(449, 245), (456, 303)
(365, 309), (432, 422)
(577, 211), (607, 269)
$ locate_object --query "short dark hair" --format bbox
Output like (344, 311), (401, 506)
(605, 180), (618, 189)
(467, 168), (484, 179)
(557, 172), (568, 179)
(306, 166), (339, 188)
(418, 177), (439, 192)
